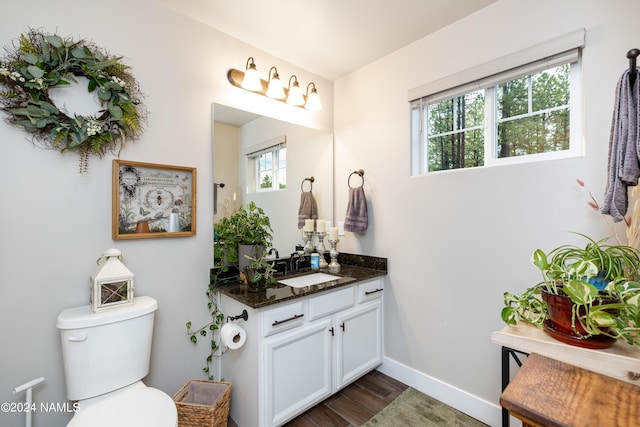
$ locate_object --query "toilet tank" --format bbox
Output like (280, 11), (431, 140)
(56, 296), (158, 401)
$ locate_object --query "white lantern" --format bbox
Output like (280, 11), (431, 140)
(90, 248), (135, 312)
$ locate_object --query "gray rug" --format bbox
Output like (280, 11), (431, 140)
(363, 387), (488, 426)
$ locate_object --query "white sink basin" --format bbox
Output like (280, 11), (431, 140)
(277, 272), (342, 288)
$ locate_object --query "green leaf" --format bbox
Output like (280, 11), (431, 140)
(591, 310), (615, 327)
(564, 279), (598, 305)
(21, 52), (39, 65)
(45, 35), (63, 48)
(109, 105), (123, 120)
(15, 119), (37, 131)
(71, 47), (87, 59)
(531, 249), (548, 270)
(501, 306), (517, 325)
(27, 66), (44, 79)
(26, 104), (47, 116)
(38, 101), (59, 114)
(35, 117), (55, 128)
(88, 78), (97, 92)
(9, 107), (32, 117)
(97, 89), (111, 100)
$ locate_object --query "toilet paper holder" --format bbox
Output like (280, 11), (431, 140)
(227, 309), (248, 322)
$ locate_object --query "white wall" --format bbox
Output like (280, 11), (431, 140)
(213, 122), (240, 217)
(334, 0), (637, 424)
(0, 1), (332, 426)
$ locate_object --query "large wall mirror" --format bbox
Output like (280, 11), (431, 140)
(212, 103), (334, 256)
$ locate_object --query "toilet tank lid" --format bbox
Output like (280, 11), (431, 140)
(56, 296), (158, 329)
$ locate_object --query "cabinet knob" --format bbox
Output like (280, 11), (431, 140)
(340, 323), (345, 332)
(329, 327), (334, 336)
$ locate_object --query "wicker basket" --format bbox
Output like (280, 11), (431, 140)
(173, 380), (232, 427)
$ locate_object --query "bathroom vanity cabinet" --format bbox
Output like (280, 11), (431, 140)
(219, 276), (384, 427)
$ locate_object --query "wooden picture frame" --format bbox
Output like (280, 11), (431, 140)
(113, 160), (196, 239)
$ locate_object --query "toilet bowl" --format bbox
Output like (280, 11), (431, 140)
(67, 382), (176, 427)
(57, 296), (177, 427)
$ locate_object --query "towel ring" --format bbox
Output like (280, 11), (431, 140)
(301, 176), (314, 192)
(348, 169), (365, 188)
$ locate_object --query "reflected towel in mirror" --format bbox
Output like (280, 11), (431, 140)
(298, 191), (318, 228)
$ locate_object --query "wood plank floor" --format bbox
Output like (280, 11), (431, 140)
(227, 370), (408, 427)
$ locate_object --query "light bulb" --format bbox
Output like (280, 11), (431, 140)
(305, 84), (322, 111)
(266, 67), (285, 99)
(241, 58), (262, 91)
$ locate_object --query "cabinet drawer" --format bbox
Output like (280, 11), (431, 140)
(308, 287), (355, 321)
(358, 279), (384, 303)
(263, 301), (306, 337)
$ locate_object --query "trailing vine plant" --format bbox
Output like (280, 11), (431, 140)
(0, 29), (146, 172)
(185, 268), (233, 380)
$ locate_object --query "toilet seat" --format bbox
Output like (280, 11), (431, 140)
(68, 382), (177, 427)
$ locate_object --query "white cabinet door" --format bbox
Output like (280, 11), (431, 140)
(335, 300), (382, 389)
(263, 317), (333, 427)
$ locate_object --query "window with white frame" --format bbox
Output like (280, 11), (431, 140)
(246, 136), (286, 191)
(410, 35), (583, 175)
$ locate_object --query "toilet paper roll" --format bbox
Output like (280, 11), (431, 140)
(220, 322), (247, 350)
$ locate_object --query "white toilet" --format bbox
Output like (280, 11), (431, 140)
(56, 296), (178, 427)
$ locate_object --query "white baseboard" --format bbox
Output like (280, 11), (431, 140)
(377, 356), (504, 427)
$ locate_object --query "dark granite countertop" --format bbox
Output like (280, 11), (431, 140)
(214, 253), (387, 310)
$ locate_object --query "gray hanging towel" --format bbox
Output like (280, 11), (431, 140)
(344, 186), (368, 233)
(298, 191), (318, 228)
(602, 69), (640, 222)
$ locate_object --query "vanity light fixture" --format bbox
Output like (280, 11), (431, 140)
(240, 57), (262, 91)
(286, 75), (305, 106)
(266, 67), (285, 99)
(227, 57), (322, 111)
(304, 82), (322, 111)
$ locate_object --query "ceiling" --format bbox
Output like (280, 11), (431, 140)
(156, 0), (497, 81)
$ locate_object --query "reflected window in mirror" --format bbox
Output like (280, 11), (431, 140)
(247, 136), (286, 192)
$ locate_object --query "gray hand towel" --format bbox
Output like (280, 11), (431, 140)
(344, 186), (368, 233)
(602, 69), (640, 222)
(298, 191), (318, 228)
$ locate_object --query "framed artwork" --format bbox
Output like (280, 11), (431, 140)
(113, 160), (196, 239)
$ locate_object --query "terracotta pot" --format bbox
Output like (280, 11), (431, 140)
(135, 221), (150, 233)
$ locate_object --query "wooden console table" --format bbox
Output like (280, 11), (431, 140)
(500, 353), (640, 427)
(491, 323), (640, 426)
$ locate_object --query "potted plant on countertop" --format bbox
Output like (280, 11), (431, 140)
(214, 201), (274, 272)
(243, 251), (277, 292)
(502, 233), (640, 349)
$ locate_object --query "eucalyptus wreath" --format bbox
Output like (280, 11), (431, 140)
(0, 29), (146, 172)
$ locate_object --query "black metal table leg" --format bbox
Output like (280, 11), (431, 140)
(501, 347), (527, 427)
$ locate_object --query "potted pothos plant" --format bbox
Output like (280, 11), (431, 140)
(214, 201), (273, 272)
(502, 233), (640, 349)
(243, 251), (277, 291)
